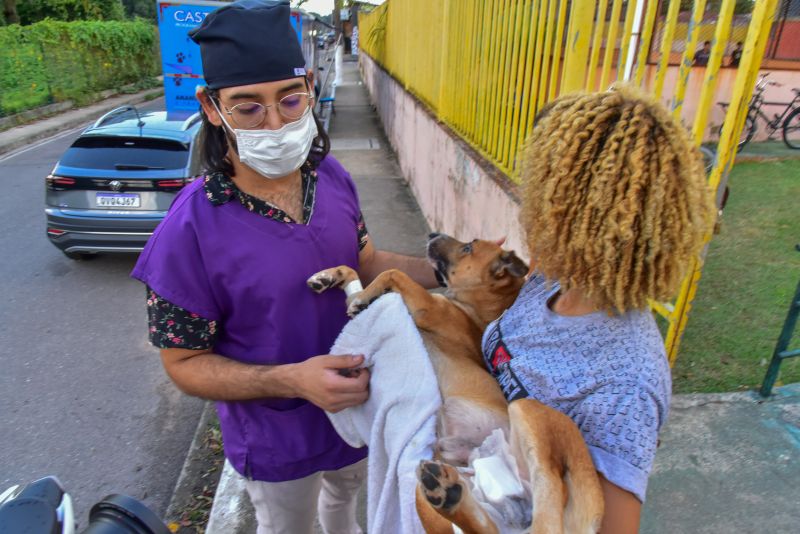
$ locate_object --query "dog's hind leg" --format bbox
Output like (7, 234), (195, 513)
(508, 399), (604, 534)
(416, 460), (499, 534)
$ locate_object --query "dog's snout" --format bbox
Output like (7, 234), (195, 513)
(428, 233), (441, 240)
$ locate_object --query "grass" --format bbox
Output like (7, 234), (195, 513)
(672, 159), (800, 393)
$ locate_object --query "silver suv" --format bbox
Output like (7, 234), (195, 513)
(45, 106), (203, 259)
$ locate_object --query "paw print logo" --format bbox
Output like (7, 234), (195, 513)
(176, 52), (186, 63)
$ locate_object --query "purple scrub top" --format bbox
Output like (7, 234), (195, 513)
(131, 155), (367, 482)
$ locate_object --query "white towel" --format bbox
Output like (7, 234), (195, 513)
(327, 293), (441, 534)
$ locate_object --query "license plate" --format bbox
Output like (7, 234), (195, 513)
(96, 193), (140, 208)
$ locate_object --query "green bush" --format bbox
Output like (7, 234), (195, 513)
(0, 18), (159, 115)
(17, 0), (125, 24)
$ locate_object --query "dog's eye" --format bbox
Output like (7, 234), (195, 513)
(462, 243), (472, 254)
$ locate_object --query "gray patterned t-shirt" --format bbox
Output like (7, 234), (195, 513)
(481, 274), (671, 502)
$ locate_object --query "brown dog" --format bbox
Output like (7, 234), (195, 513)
(307, 234), (603, 534)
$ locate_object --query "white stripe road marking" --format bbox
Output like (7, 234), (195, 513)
(0, 123), (88, 164)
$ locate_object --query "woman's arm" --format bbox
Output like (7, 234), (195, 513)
(160, 348), (369, 412)
(598, 475), (642, 534)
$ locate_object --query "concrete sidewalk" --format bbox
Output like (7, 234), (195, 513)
(0, 86), (163, 156)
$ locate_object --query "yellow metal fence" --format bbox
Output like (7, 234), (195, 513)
(360, 0), (781, 364)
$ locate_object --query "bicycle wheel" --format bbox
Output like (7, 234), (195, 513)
(698, 145), (716, 176)
(718, 115), (755, 151)
(782, 107), (800, 149)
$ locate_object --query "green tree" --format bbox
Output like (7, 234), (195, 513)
(121, 0), (155, 20)
(17, 0), (125, 24)
(3, 0), (19, 24)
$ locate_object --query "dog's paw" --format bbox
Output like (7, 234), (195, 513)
(307, 270), (342, 293)
(417, 460), (464, 512)
(346, 296), (369, 317)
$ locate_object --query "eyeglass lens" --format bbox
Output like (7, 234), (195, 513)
(229, 93), (310, 128)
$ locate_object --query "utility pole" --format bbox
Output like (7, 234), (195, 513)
(333, 0), (343, 39)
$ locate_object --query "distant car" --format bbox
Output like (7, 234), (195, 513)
(45, 106), (203, 260)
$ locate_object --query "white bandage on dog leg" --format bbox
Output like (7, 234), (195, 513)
(344, 279), (364, 297)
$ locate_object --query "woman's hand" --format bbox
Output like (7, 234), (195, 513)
(289, 354), (370, 412)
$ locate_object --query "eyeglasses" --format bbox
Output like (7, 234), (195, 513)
(218, 92), (313, 129)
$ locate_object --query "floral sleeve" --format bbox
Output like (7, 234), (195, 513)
(357, 211), (369, 250)
(146, 286), (219, 349)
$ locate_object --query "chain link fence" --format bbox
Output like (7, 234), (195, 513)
(646, 0), (800, 67)
(766, 0), (800, 61)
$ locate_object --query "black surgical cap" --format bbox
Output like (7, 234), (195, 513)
(189, 0), (306, 90)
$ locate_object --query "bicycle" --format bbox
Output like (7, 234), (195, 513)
(717, 72), (800, 150)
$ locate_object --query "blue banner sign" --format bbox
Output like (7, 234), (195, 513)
(157, 1), (223, 120)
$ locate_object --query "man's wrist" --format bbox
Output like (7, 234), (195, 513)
(259, 362), (300, 398)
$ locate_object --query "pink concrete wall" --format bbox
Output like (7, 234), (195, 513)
(359, 54), (529, 260)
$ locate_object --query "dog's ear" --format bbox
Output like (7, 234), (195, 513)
(492, 251), (528, 279)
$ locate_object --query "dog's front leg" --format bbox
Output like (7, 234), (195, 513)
(347, 269), (443, 323)
(307, 265), (362, 303)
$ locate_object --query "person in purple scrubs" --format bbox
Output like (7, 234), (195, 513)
(132, 2), (437, 533)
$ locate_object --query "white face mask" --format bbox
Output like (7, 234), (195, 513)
(212, 100), (318, 180)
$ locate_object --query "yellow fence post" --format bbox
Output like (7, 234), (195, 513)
(653, 0), (681, 98)
(547, 0), (569, 101)
(671, 0), (708, 118)
(500, 0), (528, 165)
(516, 0), (541, 151)
(664, 0), (781, 364)
(690, 0), (736, 144)
(599, 0), (623, 90)
(536, 0), (558, 111)
(616, 0), (639, 81)
(562, 0), (596, 93)
(634, 0), (659, 86)
(587, 0), (609, 92)
(437, 0), (451, 122)
(527, 0), (550, 130)
(507, 0), (535, 168)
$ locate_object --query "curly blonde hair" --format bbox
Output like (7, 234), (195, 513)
(520, 86), (716, 313)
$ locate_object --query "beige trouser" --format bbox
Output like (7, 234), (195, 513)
(244, 458), (366, 534)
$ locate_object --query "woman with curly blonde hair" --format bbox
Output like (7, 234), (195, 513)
(482, 86), (715, 533)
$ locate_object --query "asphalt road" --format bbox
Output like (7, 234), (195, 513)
(0, 99), (203, 526)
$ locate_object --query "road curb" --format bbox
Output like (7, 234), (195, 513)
(0, 88), (164, 156)
(205, 460), (252, 534)
(163, 401), (218, 524)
